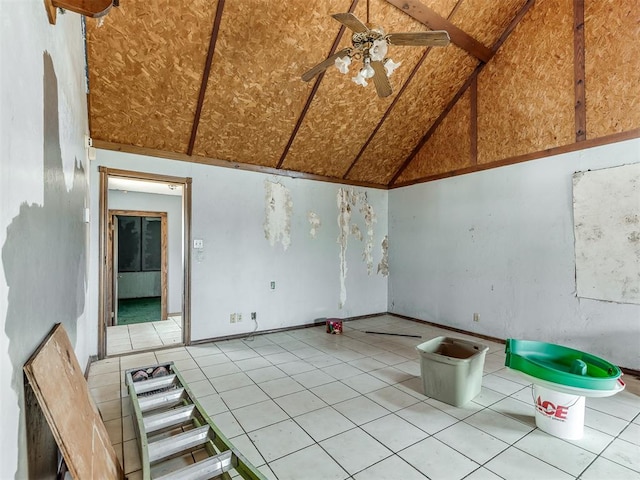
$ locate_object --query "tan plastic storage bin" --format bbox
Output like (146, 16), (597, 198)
(416, 336), (489, 407)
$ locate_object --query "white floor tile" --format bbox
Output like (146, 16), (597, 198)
(481, 373), (525, 396)
(464, 408), (534, 444)
(258, 376), (305, 398)
(292, 369), (335, 388)
(275, 390), (327, 417)
(294, 406), (356, 442)
(333, 396), (390, 426)
(269, 444), (349, 480)
(619, 422), (640, 446)
(585, 407), (630, 436)
(484, 447), (573, 480)
(320, 428), (392, 475)
(245, 365), (287, 384)
(96, 315), (640, 480)
(345, 372), (389, 394)
(311, 381), (360, 405)
(580, 456), (640, 480)
(249, 419), (315, 462)
(233, 356), (272, 371)
(220, 384), (269, 409)
(463, 467), (504, 480)
(514, 429), (596, 476)
(399, 437), (479, 480)
(232, 399), (288, 432)
(601, 438), (640, 472)
(435, 422), (508, 464)
(396, 402), (458, 435)
(353, 454), (428, 479)
(361, 414), (429, 452)
(365, 385), (420, 412)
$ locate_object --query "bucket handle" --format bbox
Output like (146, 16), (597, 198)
(530, 385), (582, 410)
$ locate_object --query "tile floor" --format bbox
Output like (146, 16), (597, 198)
(89, 315), (640, 479)
(107, 316), (182, 355)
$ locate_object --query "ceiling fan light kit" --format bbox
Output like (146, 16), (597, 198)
(302, 7), (450, 98)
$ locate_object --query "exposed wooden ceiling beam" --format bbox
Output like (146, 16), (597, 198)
(385, 0), (492, 63)
(187, 0), (226, 156)
(276, 0), (359, 169)
(389, 0), (535, 186)
(342, 0), (465, 180)
(574, 0), (586, 141)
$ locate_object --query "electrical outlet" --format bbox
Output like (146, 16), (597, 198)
(270, 281), (276, 290)
(237, 313), (242, 323)
(473, 313), (480, 322)
(251, 312), (256, 320)
(230, 313), (236, 323)
(193, 239), (204, 249)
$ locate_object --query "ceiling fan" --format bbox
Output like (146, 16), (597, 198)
(301, 1), (450, 98)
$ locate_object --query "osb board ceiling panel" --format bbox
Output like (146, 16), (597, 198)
(450, 0), (528, 47)
(477, 0), (574, 165)
(86, 0), (218, 153)
(193, 0), (351, 167)
(585, 1), (640, 138)
(347, 45), (478, 184)
(280, 0), (434, 178)
(398, 88), (471, 182)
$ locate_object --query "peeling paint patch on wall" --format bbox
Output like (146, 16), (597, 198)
(337, 188), (379, 308)
(308, 211), (321, 238)
(360, 194), (377, 275)
(337, 188), (352, 308)
(378, 235), (389, 277)
(264, 180), (292, 250)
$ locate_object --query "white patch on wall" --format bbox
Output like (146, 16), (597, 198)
(337, 189), (353, 308)
(58, 87), (77, 191)
(264, 180), (292, 250)
(360, 194), (377, 275)
(337, 188), (379, 308)
(573, 163), (640, 304)
(377, 235), (389, 277)
(308, 211), (321, 238)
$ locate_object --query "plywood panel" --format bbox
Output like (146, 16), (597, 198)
(280, 0), (441, 177)
(192, 0), (350, 167)
(397, 88), (471, 182)
(585, 1), (640, 138)
(347, 45), (477, 184)
(24, 324), (122, 480)
(87, 0), (218, 152)
(450, 0), (528, 47)
(477, 0), (574, 165)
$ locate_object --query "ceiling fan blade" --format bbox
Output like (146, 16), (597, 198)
(371, 61), (392, 98)
(301, 48), (352, 82)
(387, 31), (451, 47)
(331, 12), (369, 33)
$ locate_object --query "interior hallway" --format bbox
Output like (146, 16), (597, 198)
(89, 315), (640, 480)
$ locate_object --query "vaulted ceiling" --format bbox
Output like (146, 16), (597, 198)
(86, 0), (538, 187)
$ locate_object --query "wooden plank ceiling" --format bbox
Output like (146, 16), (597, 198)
(86, 0), (532, 188)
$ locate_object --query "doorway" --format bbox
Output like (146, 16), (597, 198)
(98, 167), (192, 358)
(110, 211), (168, 326)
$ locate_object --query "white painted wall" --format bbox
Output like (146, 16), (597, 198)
(89, 151), (389, 344)
(109, 190), (183, 312)
(0, 3), (90, 477)
(389, 139), (640, 369)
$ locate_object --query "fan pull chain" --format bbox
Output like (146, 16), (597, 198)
(366, 0), (369, 24)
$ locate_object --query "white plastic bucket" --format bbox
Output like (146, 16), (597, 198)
(532, 384), (586, 440)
